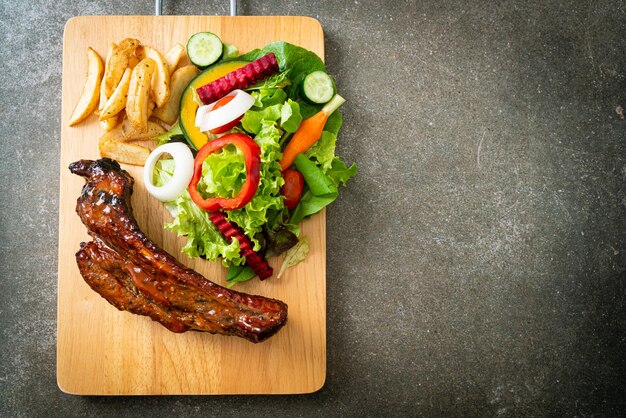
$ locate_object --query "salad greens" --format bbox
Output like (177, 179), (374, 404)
(239, 42), (327, 102)
(156, 41), (356, 283)
(278, 236), (310, 279)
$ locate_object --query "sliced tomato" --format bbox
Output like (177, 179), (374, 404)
(280, 169), (304, 210)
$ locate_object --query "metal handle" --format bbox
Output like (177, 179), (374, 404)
(155, 0), (237, 16)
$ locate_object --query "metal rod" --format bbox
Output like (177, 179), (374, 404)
(155, 0), (236, 17)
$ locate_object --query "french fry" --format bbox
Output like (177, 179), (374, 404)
(164, 43), (185, 74)
(99, 68), (131, 121)
(152, 65), (200, 125)
(137, 45), (170, 108)
(120, 117), (165, 141)
(126, 58), (156, 133)
(68, 47), (104, 126)
(99, 127), (150, 166)
(102, 38), (140, 100)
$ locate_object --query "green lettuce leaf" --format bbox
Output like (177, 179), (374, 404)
(161, 41), (355, 269)
(165, 122), (289, 263)
(166, 190), (244, 265)
(153, 158), (175, 187)
(154, 121), (184, 146)
(280, 99), (302, 133)
(278, 236), (309, 278)
(245, 71), (291, 91)
(305, 130), (336, 171)
(239, 41), (326, 101)
(323, 109), (342, 136)
(251, 88), (288, 108)
(241, 105), (282, 134)
(288, 154), (356, 225)
(225, 122), (287, 246)
(304, 109), (342, 170)
(242, 95), (302, 135)
(327, 157), (358, 187)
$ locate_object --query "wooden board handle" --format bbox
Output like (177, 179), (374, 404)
(156, 0), (238, 16)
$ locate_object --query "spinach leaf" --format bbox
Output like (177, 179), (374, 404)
(289, 154), (339, 224)
(226, 264), (256, 287)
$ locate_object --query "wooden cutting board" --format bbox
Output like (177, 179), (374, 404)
(58, 16), (326, 395)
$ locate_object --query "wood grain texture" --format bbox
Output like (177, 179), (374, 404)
(58, 16), (326, 395)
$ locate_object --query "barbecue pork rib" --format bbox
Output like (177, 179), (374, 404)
(69, 158), (287, 343)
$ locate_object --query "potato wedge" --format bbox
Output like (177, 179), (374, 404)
(102, 38), (140, 100)
(98, 44), (115, 113)
(147, 97), (156, 119)
(152, 65), (200, 125)
(68, 47), (104, 126)
(164, 43), (185, 74)
(120, 117), (165, 141)
(99, 125), (125, 141)
(99, 127), (150, 166)
(126, 58), (156, 133)
(128, 52), (139, 70)
(99, 67), (131, 121)
(131, 139), (158, 152)
(100, 116), (119, 131)
(137, 45), (170, 108)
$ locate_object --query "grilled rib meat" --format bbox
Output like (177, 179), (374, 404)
(69, 158), (287, 343)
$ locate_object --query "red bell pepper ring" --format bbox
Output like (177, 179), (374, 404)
(188, 133), (261, 212)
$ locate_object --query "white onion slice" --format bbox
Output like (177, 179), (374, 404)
(195, 104), (211, 128)
(143, 142), (194, 202)
(195, 89), (255, 132)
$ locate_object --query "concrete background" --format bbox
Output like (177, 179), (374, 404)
(1, 0), (625, 416)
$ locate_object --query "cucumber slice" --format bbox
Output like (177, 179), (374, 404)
(221, 43), (240, 60)
(186, 32), (223, 68)
(301, 71), (335, 104)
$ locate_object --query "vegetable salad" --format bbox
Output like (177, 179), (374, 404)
(152, 39), (356, 285)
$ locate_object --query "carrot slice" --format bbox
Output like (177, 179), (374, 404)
(279, 94), (345, 171)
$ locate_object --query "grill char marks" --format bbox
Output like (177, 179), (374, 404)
(69, 158), (287, 343)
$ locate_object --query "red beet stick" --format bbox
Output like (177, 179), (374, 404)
(196, 53), (280, 105)
(208, 211), (273, 280)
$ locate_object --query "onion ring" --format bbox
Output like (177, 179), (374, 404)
(143, 142), (194, 202)
(195, 89), (255, 132)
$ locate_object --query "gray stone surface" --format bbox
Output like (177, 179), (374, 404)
(1, 0), (625, 416)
